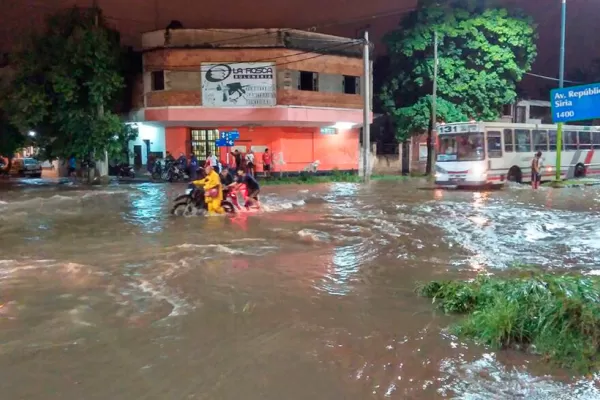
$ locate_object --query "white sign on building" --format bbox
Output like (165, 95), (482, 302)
(201, 62), (276, 107)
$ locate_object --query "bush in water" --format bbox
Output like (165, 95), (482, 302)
(417, 270), (600, 373)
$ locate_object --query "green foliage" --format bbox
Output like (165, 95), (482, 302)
(0, 111), (24, 158)
(2, 6), (137, 162)
(418, 271), (600, 373)
(380, 0), (538, 141)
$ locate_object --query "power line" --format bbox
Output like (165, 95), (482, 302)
(525, 71), (583, 84)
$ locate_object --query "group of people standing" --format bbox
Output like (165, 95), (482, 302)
(163, 148), (272, 181)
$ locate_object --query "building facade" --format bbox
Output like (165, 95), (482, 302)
(131, 28), (371, 173)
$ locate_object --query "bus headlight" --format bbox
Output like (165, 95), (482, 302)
(470, 164), (486, 177)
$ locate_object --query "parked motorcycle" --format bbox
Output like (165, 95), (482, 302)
(116, 163), (136, 179)
(151, 160), (163, 180)
(171, 183), (235, 216)
(164, 161), (188, 182)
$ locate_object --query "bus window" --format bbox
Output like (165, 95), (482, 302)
(578, 131), (592, 149)
(549, 130), (557, 151)
(487, 131), (502, 158)
(503, 129), (514, 152)
(593, 132), (600, 149)
(532, 130), (548, 152)
(515, 129), (531, 152)
(565, 131), (578, 150)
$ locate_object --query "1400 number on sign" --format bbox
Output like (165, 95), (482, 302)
(556, 111), (575, 119)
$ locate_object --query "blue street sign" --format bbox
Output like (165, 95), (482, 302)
(551, 82), (600, 123)
(215, 138), (227, 147)
(220, 130), (239, 140)
(225, 139), (234, 146)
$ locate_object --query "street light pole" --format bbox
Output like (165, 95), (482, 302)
(555, 0), (567, 181)
(362, 31), (371, 182)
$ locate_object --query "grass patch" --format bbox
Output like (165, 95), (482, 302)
(417, 271), (600, 373)
(261, 171), (411, 185)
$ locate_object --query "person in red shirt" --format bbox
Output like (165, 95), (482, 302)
(262, 148), (272, 178)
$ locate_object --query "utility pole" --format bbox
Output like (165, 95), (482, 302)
(426, 31), (438, 175)
(555, 0), (567, 181)
(362, 31), (371, 182)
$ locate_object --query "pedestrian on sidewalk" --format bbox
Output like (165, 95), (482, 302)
(262, 148), (271, 178)
(189, 153), (198, 181)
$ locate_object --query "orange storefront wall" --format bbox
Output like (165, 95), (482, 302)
(165, 126), (359, 172)
(165, 127), (189, 157)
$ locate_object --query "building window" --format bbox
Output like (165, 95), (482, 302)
(299, 71), (318, 91)
(151, 70), (165, 91)
(502, 104), (512, 116)
(190, 129), (219, 160)
(343, 76), (360, 94)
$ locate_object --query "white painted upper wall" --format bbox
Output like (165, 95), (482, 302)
(128, 123), (166, 165)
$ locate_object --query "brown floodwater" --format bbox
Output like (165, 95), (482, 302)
(1, 178), (600, 399)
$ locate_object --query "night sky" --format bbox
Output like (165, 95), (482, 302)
(1, 0), (599, 95)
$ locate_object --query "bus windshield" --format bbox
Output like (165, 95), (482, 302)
(437, 133), (485, 162)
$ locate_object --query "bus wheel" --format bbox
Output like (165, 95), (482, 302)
(507, 166), (522, 184)
(575, 163), (586, 178)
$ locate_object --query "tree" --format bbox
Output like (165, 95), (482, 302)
(380, 0), (537, 173)
(3, 6), (137, 180)
(0, 111), (25, 174)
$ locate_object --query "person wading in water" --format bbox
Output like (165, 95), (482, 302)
(531, 151), (542, 189)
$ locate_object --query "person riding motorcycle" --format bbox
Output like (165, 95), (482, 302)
(235, 168), (261, 209)
(192, 165), (224, 214)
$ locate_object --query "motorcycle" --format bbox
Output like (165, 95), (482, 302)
(165, 161), (188, 182)
(171, 183), (236, 216)
(224, 185), (261, 212)
(116, 163), (135, 179)
(151, 160), (163, 180)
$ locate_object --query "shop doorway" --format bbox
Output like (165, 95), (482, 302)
(133, 145), (142, 168)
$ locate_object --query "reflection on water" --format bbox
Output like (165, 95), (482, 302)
(0, 180), (600, 399)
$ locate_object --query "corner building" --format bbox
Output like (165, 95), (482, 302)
(137, 28), (371, 173)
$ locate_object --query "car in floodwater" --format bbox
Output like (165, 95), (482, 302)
(9, 158), (42, 178)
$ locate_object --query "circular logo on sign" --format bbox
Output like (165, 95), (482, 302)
(205, 64), (232, 82)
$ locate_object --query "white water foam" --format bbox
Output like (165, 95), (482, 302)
(439, 353), (600, 399)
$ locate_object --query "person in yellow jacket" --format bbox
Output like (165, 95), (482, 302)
(192, 164), (224, 214)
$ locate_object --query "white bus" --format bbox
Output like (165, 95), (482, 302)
(434, 121), (600, 187)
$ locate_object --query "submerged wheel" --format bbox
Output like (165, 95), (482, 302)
(507, 166), (522, 184)
(222, 201), (236, 214)
(172, 201), (198, 216)
(575, 163), (586, 178)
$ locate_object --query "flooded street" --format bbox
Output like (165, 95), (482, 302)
(1, 179), (600, 399)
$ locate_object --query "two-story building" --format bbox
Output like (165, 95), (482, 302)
(129, 28), (371, 173)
